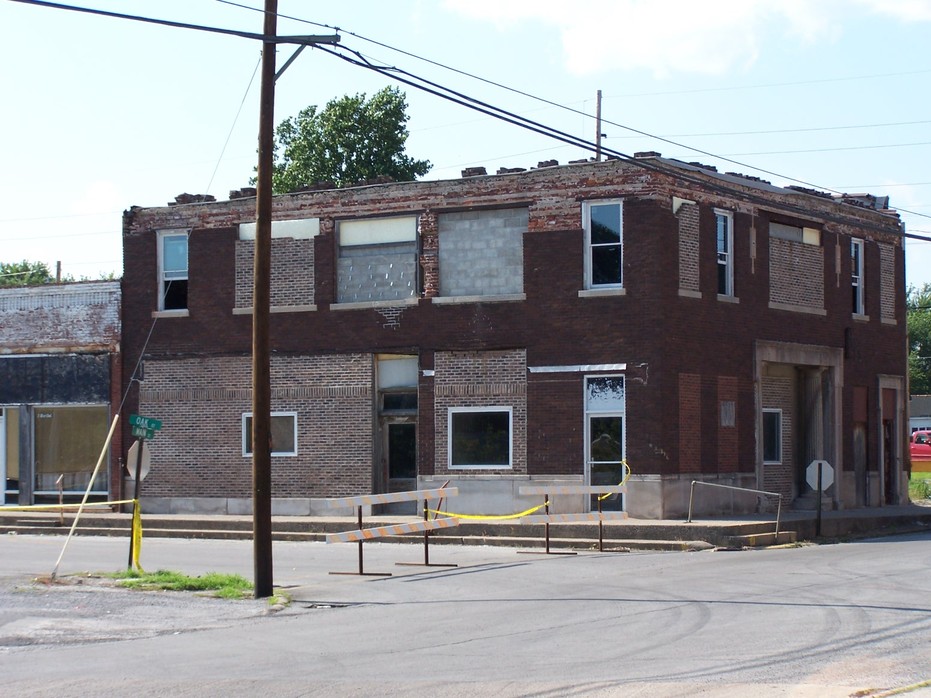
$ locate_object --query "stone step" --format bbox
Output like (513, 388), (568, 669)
(727, 530), (798, 547)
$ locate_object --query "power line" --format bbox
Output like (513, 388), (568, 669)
(219, 1), (931, 222)
(9, 0), (335, 45)
(310, 44), (913, 235)
(20, 0), (929, 227)
(0, 230), (120, 242)
(604, 68), (931, 98)
(715, 141), (931, 157)
(659, 119), (931, 139)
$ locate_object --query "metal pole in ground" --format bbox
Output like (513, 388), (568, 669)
(816, 462), (823, 537)
(127, 437), (144, 569)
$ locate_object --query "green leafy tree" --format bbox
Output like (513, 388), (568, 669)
(267, 87), (431, 193)
(0, 260), (53, 287)
(908, 283), (931, 394)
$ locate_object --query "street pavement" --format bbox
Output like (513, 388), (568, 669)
(1, 531), (930, 697)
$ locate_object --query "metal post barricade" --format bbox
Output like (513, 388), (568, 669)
(323, 488), (458, 575)
(518, 485), (628, 553)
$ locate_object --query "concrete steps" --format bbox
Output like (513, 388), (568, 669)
(5, 504), (930, 550)
(0, 511), (796, 550)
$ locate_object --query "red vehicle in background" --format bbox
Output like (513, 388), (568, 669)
(909, 430), (931, 466)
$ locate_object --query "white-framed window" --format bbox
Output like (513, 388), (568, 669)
(585, 375), (626, 492)
(715, 209), (734, 296)
(242, 412), (298, 457)
(448, 407), (512, 469)
(851, 238), (865, 315)
(158, 230), (189, 311)
(583, 200), (623, 289)
(762, 409), (782, 464)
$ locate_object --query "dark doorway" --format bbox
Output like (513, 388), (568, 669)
(388, 422), (416, 486)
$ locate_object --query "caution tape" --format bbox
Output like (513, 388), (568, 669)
(426, 501), (550, 521)
(0, 499), (136, 512)
(598, 461), (632, 501)
(131, 499), (144, 573)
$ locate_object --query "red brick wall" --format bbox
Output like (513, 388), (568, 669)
(433, 350), (527, 475)
(717, 375), (738, 472)
(679, 374), (701, 473)
(761, 373), (795, 499)
(120, 159), (906, 501)
(137, 353), (373, 498)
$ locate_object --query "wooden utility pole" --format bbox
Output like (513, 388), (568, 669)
(595, 89), (603, 162)
(252, 0), (277, 600)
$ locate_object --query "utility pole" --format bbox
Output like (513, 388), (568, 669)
(252, 0), (277, 600)
(595, 89), (603, 162)
(251, 3), (339, 600)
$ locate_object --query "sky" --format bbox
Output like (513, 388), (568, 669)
(2, 0), (931, 287)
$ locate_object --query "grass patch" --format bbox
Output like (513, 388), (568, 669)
(909, 471), (931, 501)
(106, 569), (254, 599)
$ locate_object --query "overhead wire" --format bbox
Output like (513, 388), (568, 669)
(214, 1), (931, 227)
(13, 0), (931, 233)
(312, 43), (921, 237)
(15, 0), (931, 227)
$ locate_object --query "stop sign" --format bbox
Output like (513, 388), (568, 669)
(126, 440), (151, 481)
(806, 459), (834, 491)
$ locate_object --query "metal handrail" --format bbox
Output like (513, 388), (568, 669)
(686, 480), (782, 537)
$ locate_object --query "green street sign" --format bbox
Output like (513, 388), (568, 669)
(129, 414), (162, 431)
(131, 425), (156, 440)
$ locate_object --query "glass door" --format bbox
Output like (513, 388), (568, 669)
(585, 376), (626, 512)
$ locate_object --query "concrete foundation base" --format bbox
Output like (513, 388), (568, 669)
(138, 472), (810, 520)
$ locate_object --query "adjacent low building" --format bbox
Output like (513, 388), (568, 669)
(120, 155), (908, 518)
(0, 281), (122, 505)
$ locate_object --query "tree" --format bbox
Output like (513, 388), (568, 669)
(908, 283), (931, 394)
(267, 87), (431, 193)
(0, 260), (53, 287)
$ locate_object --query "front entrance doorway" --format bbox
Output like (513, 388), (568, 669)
(375, 355), (419, 513)
(386, 420), (416, 492)
(584, 375), (626, 512)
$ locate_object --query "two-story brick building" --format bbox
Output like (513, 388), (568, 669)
(120, 154), (907, 518)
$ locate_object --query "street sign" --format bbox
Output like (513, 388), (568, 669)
(126, 440), (151, 481)
(131, 425), (156, 440)
(806, 460), (834, 491)
(129, 414), (162, 431)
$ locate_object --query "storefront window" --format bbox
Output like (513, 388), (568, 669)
(34, 406), (109, 493)
(3, 407), (19, 497)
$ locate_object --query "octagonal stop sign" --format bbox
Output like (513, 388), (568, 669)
(806, 459), (834, 491)
(126, 440), (151, 481)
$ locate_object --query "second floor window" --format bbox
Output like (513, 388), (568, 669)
(337, 216), (417, 303)
(716, 210), (734, 296)
(158, 231), (188, 311)
(583, 200), (623, 288)
(851, 238), (865, 315)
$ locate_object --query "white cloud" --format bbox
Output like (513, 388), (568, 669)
(442, 0), (925, 77)
(855, 0), (931, 21)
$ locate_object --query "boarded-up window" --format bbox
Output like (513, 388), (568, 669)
(337, 217), (418, 303)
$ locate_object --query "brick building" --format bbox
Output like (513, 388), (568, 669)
(0, 281), (122, 505)
(120, 155), (907, 518)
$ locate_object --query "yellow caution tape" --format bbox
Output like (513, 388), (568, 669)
(597, 461), (632, 501)
(0, 499), (136, 512)
(131, 500), (144, 573)
(427, 501), (549, 521)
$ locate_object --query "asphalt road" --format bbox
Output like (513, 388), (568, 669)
(1, 531), (930, 697)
